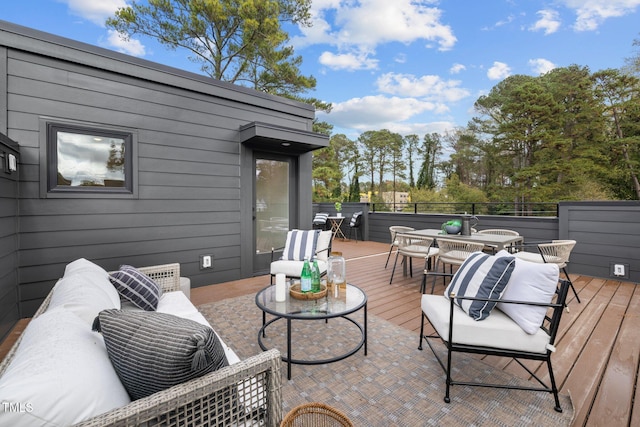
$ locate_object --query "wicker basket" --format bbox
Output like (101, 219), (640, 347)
(281, 402), (354, 427)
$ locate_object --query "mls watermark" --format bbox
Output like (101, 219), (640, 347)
(2, 401), (34, 413)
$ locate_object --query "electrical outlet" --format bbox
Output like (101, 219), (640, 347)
(200, 254), (213, 269)
(610, 262), (629, 279)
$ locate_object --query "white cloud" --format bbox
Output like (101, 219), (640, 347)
(292, 0), (457, 69)
(60, 0), (149, 57)
(376, 73), (470, 104)
(105, 30), (146, 57)
(450, 63), (466, 74)
(529, 58), (556, 75)
(318, 51), (378, 71)
(487, 62), (511, 80)
(317, 95), (440, 131)
(530, 9), (561, 35)
(560, 0), (640, 31)
(62, 0), (127, 26)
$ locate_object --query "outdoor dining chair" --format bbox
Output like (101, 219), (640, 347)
(513, 240), (580, 302)
(384, 225), (415, 268)
(477, 228), (520, 253)
(348, 211), (363, 242)
(389, 233), (438, 290)
(312, 212), (329, 230)
(423, 238), (486, 294)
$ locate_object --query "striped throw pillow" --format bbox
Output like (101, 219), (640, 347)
(445, 252), (516, 321)
(109, 265), (161, 311)
(94, 309), (229, 400)
(282, 229), (320, 261)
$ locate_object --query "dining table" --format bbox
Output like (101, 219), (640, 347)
(407, 228), (524, 252)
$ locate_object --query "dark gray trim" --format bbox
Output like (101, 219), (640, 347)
(239, 122), (329, 154)
(0, 20), (314, 118)
(38, 117), (139, 199)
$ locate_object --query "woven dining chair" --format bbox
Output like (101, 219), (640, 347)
(384, 225), (415, 268)
(477, 228), (520, 253)
(280, 402), (354, 427)
(514, 239), (580, 302)
(423, 238), (486, 294)
(389, 233), (439, 290)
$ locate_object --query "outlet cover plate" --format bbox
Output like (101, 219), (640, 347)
(609, 262), (629, 279)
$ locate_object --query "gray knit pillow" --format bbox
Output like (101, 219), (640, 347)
(94, 309), (229, 400)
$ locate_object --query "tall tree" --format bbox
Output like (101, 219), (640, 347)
(106, 0), (317, 100)
(416, 133), (441, 190)
(593, 68), (640, 199)
(404, 134), (419, 188)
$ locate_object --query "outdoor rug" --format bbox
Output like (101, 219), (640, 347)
(198, 294), (574, 426)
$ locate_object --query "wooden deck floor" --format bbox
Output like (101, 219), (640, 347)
(192, 239), (639, 427)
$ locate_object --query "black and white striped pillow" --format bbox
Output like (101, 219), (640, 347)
(445, 252), (516, 320)
(94, 309), (229, 400)
(109, 265), (161, 311)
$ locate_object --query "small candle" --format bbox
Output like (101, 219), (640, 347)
(275, 273), (286, 302)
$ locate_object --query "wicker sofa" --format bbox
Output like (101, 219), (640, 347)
(0, 260), (282, 426)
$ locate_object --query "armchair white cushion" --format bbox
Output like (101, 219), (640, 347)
(494, 250), (560, 334)
(271, 230), (331, 279)
(421, 294), (552, 354)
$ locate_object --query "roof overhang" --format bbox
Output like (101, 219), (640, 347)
(239, 122), (329, 155)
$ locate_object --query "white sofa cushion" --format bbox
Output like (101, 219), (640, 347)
(47, 258), (121, 324)
(0, 308), (131, 427)
(422, 294), (551, 354)
(495, 250), (560, 334)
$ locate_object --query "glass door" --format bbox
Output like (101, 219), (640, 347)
(254, 155), (294, 272)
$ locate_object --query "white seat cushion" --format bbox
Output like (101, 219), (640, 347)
(422, 294), (551, 354)
(270, 259), (328, 278)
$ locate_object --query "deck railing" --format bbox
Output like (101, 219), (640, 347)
(370, 202), (559, 217)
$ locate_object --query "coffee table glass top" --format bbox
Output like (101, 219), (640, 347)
(255, 283), (366, 319)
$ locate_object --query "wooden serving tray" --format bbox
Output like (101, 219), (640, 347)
(289, 283), (327, 300)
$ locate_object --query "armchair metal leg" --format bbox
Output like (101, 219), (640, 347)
(563, 267), (580, 303)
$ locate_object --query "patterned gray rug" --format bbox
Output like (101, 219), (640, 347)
(198, 294), (574, 426)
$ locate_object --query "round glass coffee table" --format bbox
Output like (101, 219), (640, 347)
(255, 283), (367, 379)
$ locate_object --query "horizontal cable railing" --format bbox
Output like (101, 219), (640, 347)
(370, 202), (558, 217)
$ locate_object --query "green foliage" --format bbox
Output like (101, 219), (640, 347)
(106, 0), (316, 99)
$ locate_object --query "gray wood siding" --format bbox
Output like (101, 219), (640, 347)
(560, 201), (640, 282)
(4, 43), (317, 315)
(0, 139), (20, 341)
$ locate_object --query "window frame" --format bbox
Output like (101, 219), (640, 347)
(40, 120), (138, 199)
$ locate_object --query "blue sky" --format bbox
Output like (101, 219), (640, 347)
(2, 0), (640, 141)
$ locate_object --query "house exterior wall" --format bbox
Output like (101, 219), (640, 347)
(559, 201), (640, 283)
(0, 134), (20, 341)
(0, 21), (324, 317)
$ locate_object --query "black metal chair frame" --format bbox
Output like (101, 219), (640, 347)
(419, 275), (571, 413)
(269, 241), (332, 285)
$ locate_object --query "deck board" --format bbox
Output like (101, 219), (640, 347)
(1, 239), (636, 427)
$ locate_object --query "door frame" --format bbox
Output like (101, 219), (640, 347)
(240, 144), (313, 277)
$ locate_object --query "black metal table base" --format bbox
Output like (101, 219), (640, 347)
(257, 307), (368, 380)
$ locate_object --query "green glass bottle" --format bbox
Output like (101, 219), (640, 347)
(311, 258), (321, 292)
(300, 257), (312, 293)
